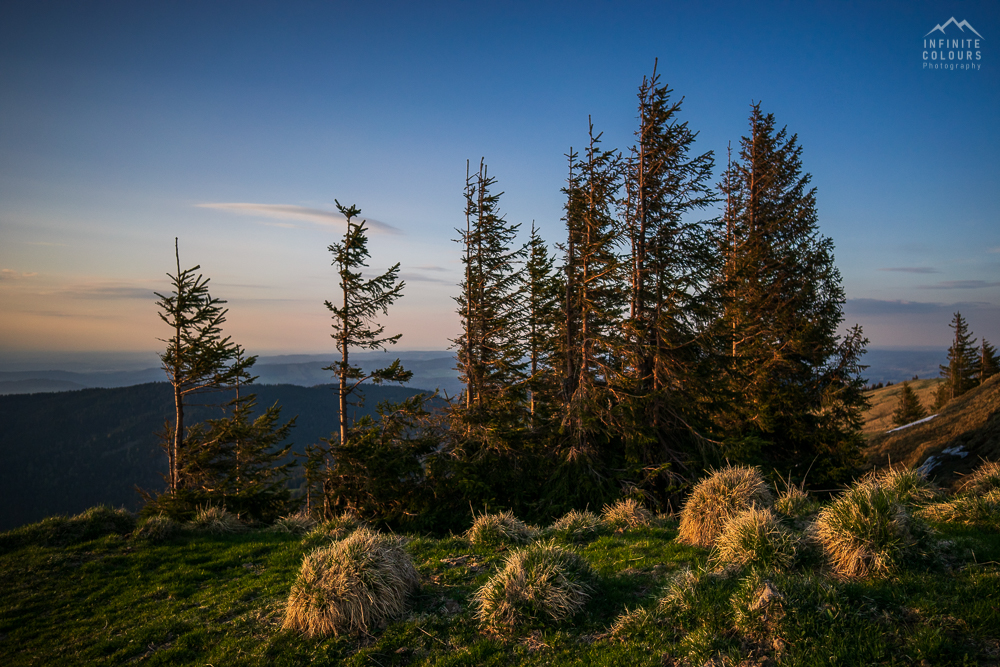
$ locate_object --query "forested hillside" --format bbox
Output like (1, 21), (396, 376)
(0, 383), (427, 530)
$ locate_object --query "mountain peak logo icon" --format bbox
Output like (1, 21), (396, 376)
(925, 18), (983, 39)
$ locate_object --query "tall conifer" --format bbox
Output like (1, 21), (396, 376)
(938, 312), (978, 402)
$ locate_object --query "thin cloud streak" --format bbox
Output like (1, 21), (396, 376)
(877, 267), (938, 274)
(918, 280), (1000, 290)
(198, 203), (401, 235)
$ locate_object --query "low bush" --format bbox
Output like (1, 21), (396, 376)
(711, 507), (799, 573)
(466, 510), (539, 547)
(474, 540), (593, 630)
(678, 465), (773, 548)
(283, 526), (419, 637)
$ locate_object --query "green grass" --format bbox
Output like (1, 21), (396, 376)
(1, 513), (999, 665)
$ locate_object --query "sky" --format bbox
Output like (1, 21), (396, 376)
(1, 0), (998, 368)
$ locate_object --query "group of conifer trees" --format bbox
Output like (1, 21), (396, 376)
(146, 64), (873, 529)
(934, 312), (999, 408)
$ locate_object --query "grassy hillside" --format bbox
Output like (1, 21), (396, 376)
(1, 501), (997, 666)
(862, 378), (942, 435)
(864, 375), (1000, 488)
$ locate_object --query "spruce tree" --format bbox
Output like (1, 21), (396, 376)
(522, 221), (560, 423)
(938, 312), (978, 403)
(452, 159), (528, 427)
(892, 381), (927, 427)
(619, 63), (719, 472)
(717, 103), (867, 485)
(155, 239), (253, 494)
(978, 339), (1000, 385)
(324, 200), (412, 449)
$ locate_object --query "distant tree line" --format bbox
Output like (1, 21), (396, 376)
(146, 62), (873, 532)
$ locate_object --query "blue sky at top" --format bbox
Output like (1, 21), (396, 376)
(1, 0), (998, 362)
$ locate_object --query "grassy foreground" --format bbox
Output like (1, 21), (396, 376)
(1, 510), (999, 666)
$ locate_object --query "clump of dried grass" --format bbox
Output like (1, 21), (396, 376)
(466, 510), (540, 547)
(920, 489), (1000, 528)
(269, 511), (317, 535)
(657, 566), (703, 615)
(774, 485), (819, 519)
(678, 465), (773, 548)
(132, 513), (179, 542)
(710, 507), (800, 573)
(862, 466), (939, 505)
(549, 509), (602, 542)
(186, 506), (245, 534)
(813, 481), (918, 578)
(600, 498), (654, 531)
(958, 460), (1000, 495)
(302, 512), (366, 549)
(474, 540), (593, 630)
(283, 526), (419, 637)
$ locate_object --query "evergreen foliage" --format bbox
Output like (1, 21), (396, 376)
(716, 103), (868, 486)
(938, 311), (978, 405)
(891, 381), (928, 428)
(154, 239), (254, 495)
(977, 339), (1000, 386)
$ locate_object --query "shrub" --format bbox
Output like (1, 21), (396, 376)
(549, 509), (602, 542)
(678, 465), (773, 548)
(186, 506), (245, 534)
(958, 460), (1000, 495)
(600, 498), (653, 531)
(862, 466), (938, 505)
(283, 526), (419, 637)
(474, 540), (593, 630)
(132, 514), (180, 542)
(270, 511), (317, 535)
(813, 482), (921, 578)
(466, 510), (539, 547)
(920, 489), (1000, 528)
(710, 507), (799, 573)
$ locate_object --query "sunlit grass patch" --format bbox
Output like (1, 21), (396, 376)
(549, 509), (603, 542)
(600, 498), (653, 531)
(269, 510), (317, 535)
(774, 485), (819, 519)
(920, 489), (1000, 528)
(186, 506), (245, 534)
(677, 465), (773, 548)
(283, 526), (419, 637)
(466, 510), (540, 547)
(474, 540), (593, 631)
(710, 506), (799, 573)
(958, 460), (1000, 495)
(132, 513), (180, 542)
(861, 466), (939, 505)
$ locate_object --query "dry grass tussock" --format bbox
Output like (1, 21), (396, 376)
(678, 465), (773, 548)
(466, 510), (540, 547)
(774, 485), (819, 519)
(958, 460), (1000, 494)
(860, 466), (939, 505)
(711, 506), (799, 572)
(549, 509), (602, 542)
(474, 540), (593, 630)
(813, 480), (923, 578)
(283, 526), (419, 637)
(269, 511), (317, 535)
(302, 512), (366, 548)
(132, 514), (179, 542)
(921, 489), (1000, 528)
(601, 498), (654, 531)
(186, 506), (245, 534)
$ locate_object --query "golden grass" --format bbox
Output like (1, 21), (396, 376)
(920, 489), (1000, 528)
(474, 540), (593, 630)
(132, 513), (179, 542)
(283, 526), (419, 637)
(465, 510), (540, 547)
(710, 507), (799, 572)
(600, 498), (653, 531)
(677, 465), (773, 548)
(549, 509), (602, 542)
(958, 460), (1000, 494)
(774, 485), (819, 519)
(186, 506), (245, 534)
(860, 466), (939, 505)
(269, 511), (317, 535)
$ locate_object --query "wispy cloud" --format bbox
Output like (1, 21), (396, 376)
(845, 298), (996, 316)
(62, 284), (153, 300)
(877, 267), (938, 274)
(0, 269), (38, 281)
(197, 203), (401, 235)
(399, 272), (455, 284)
(918, 280), (1000, 290)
